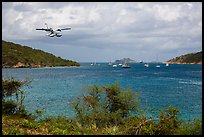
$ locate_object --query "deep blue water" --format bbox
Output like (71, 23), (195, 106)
(2, 63), (202, 121)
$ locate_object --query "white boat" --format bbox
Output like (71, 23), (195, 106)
(166, 63), (169, 66)
(144, 63), (149, 67)
(122, 63), (131, 68)
(112, 64), (117, 67)
(118, 63), (122, 66)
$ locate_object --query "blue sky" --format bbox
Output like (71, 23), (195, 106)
(2, 2), (202, 62)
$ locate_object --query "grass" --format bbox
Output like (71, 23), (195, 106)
(3, 114), (202, 135)
(2, 114), (51, 135)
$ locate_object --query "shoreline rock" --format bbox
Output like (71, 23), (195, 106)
(3, 62), (79, 68)
(164, 61), (202, 64)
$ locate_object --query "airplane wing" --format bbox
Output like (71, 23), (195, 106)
(36, 28), (46, 30)
(56, 28), (71, 31)
(36, 28), (51, 31)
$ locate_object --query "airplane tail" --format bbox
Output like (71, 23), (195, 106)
(45, 23), (48, 29)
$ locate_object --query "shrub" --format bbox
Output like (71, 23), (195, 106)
(2, 100), (17, 115)
(176, 118), (202, 135)
(152, 107), (181, 135)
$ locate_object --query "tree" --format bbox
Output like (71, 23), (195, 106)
(2, 77), (31, 115)
(71, 83), (141, 128)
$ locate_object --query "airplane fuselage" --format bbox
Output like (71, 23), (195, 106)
(47, 30), (62, 37)
(36, 24), (70, 37)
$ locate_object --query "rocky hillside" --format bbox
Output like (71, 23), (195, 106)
(2, 40), (80, 68)
(165, 51), (202, 64)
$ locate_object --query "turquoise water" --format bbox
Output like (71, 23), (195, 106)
(2, 63), (202, 120)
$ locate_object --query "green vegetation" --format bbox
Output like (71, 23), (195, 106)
(166, 51), (202, 64)
(2, 78), (202, 135)
(2, 77), (32, 117)
(2, 40), (80, 68)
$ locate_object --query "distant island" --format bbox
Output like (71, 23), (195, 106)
(165, 51), (202, 64)
(115, 58), (143, 63)
(2, 40), (80, 68)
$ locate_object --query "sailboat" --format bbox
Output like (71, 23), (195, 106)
(91, 60), (96, 66)
(165, 63), (169, 67)
(155, 55), (160, 68)
(108, 58), (113, 66)
(108, 62), (112, 66)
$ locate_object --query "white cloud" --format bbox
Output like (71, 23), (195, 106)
(152, 4), (181, 21)
(2, 2), (202, 62)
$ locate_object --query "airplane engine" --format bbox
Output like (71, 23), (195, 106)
(56, 33), (62, 37)
(49, 33), (55, 37)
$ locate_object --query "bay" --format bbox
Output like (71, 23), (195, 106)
(2, 63), (202, 121)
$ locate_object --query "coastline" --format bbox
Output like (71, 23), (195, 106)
(163, 62), (202, 64)
(2, 62), (80, 68)
(2, 65), (80, 69)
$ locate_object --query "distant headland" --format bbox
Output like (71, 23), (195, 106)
(114, 51), (202, 65)
(164, 51), (202, 64)
(2, 40), (80, 68)
(115, 58), (143, 63)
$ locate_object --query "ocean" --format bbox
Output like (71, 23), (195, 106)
(2, 63), (202, 121)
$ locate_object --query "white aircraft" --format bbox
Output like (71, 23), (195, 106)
(36, 23), (71, 37)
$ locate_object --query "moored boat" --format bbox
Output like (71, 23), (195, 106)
(144, 63), (149, 67)
(122, 63), (131, 68)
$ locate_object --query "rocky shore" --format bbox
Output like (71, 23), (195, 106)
(164, 61), (202, 64)
(3, 62), (70, 68)
(165, 51), (202, 64)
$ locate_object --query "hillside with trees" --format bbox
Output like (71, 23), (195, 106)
(2, 40), (80, 68)
(165, 51), (202, 64)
